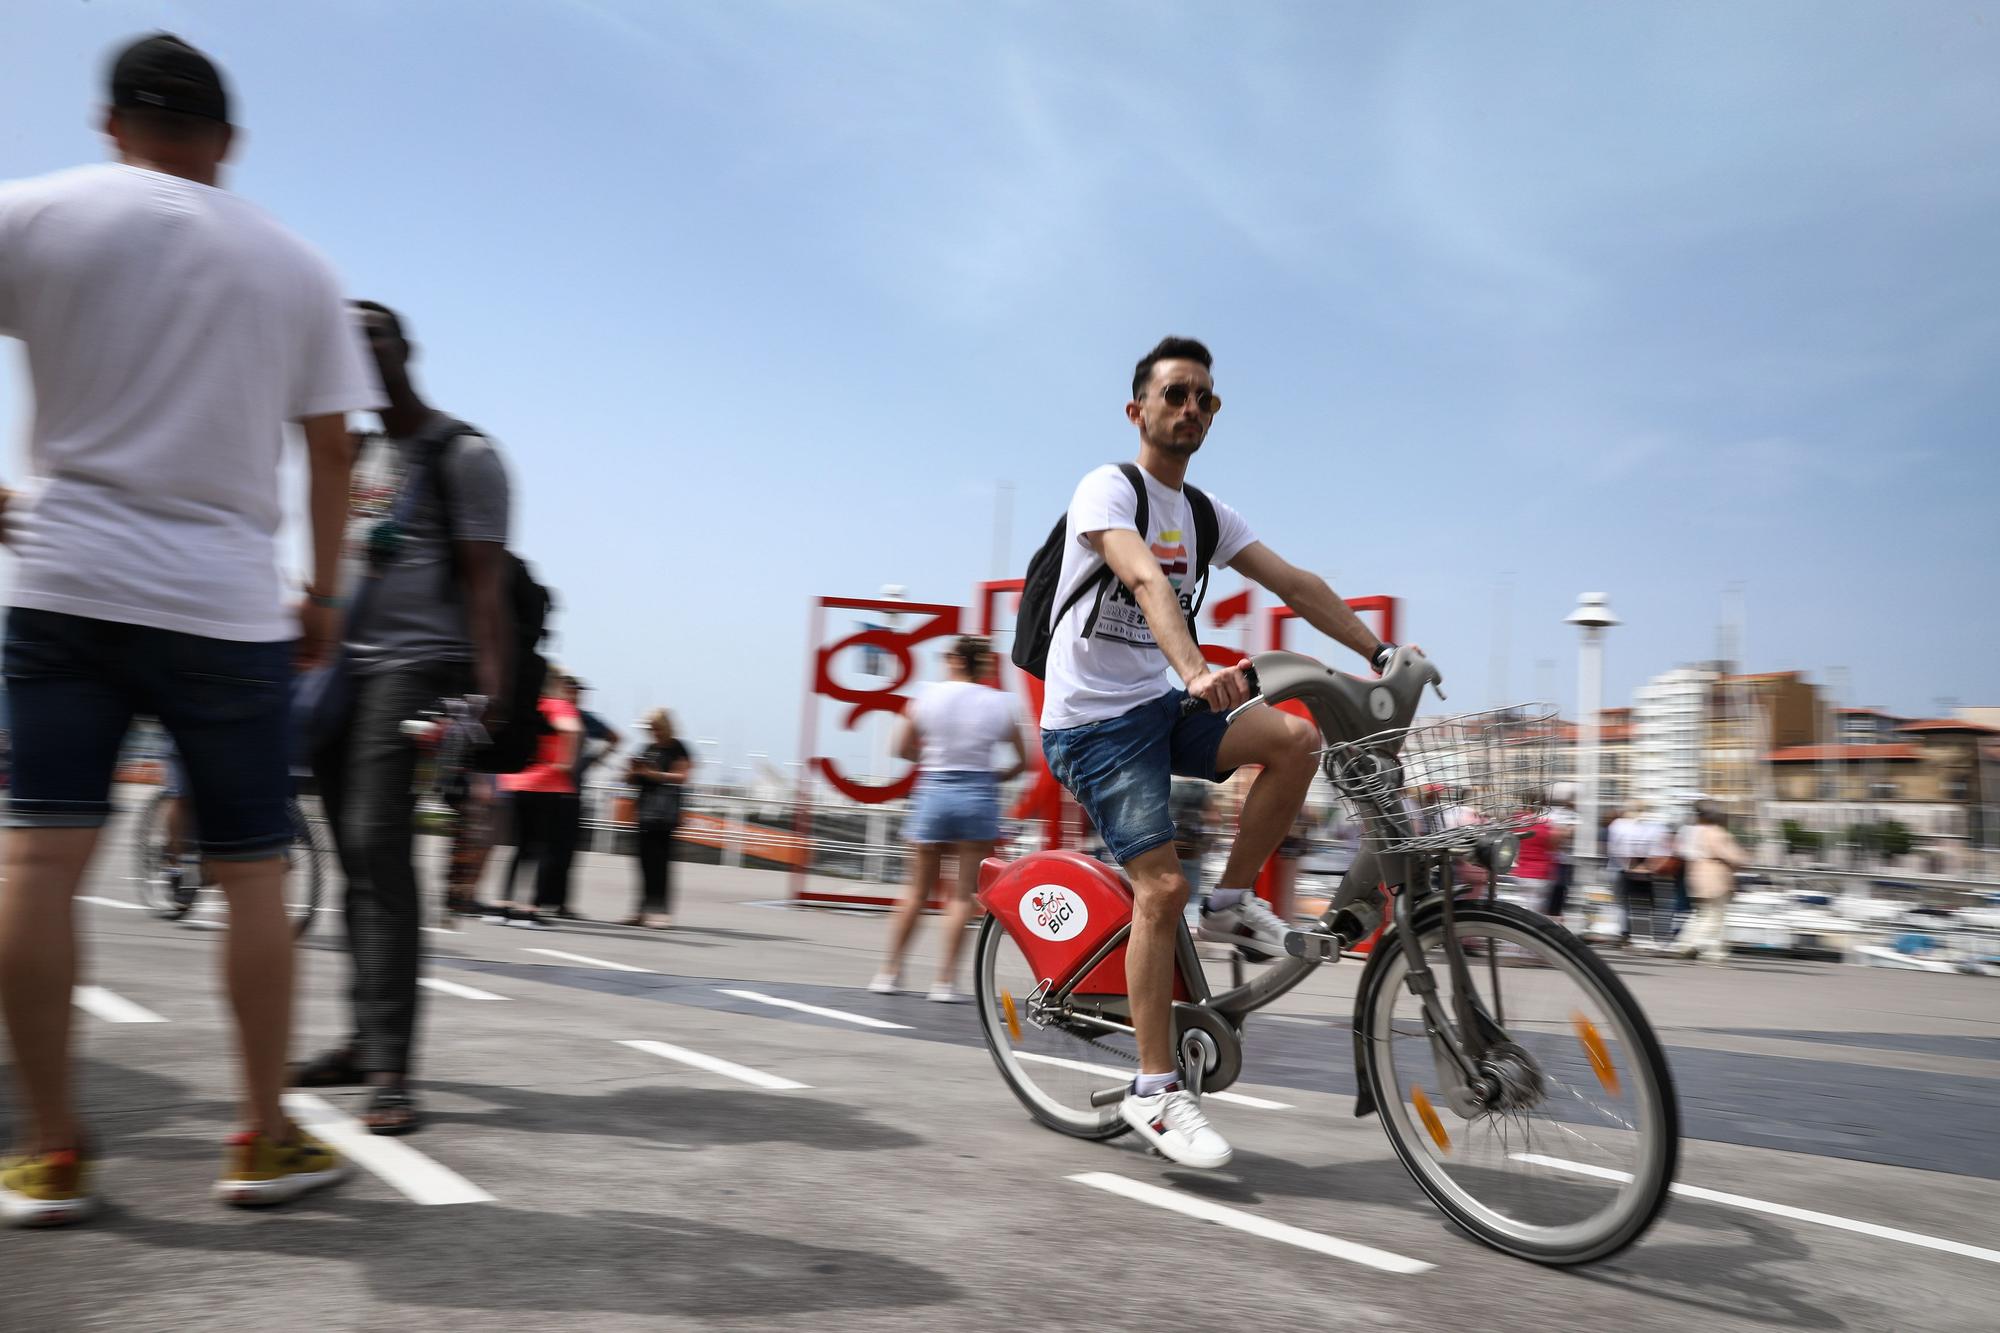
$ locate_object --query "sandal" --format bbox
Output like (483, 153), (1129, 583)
(361, 1084), (421, 1137)
(290, 1046), (363, 1088)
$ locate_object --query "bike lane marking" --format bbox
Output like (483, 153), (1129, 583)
(522, 947), (656, 974)
(1068, 1172), (1433, 1274)
(418, 976), (508, 1001)
(73, 985), (167, 1024)
(619, 1039), (810, 1091)
(78, 895), (147, 911)
(1013, 1050), (1293, 1109)
(715, 988), (911, 1031)
(283, 1093), (495, 1206)
(1511, 1153), (2000, 1265)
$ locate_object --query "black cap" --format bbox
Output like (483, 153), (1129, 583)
(109, 34), (230, 124)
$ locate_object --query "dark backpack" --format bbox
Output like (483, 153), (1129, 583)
(1010, 462), (1218, 679)
(423, 423), (556, 775)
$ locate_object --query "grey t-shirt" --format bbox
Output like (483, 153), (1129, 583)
(340, 419), (510, 673)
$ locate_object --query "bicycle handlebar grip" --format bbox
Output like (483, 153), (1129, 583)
(1180, 661), (1262, 717)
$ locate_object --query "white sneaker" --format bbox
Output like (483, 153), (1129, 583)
(926, 983), (966, 1004)
(868, 973), (902, 995)
(1120, 1087), (1232, 1169)
(1198, 896), (1291, 959)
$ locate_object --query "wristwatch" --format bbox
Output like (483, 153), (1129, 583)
(305, 587), (345, 610)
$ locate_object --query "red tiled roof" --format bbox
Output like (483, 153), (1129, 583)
(1897, 718), (2000, 735)
(1836, 707), (1903, 718)
(1766, 744), (1922, 763)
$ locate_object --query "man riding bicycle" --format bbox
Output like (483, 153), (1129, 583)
(1037, 336), (1394, 1169)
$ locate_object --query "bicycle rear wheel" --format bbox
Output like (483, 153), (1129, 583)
(1357, 899), (1678, 1265)
(285, 799), (327, 938)
(131, 789), (179, 915)
(973, 915), (1132, 1140)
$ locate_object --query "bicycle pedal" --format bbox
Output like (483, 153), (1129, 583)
(1284, 929), (1341, 962)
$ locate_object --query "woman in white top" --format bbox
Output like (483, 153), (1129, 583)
(872, 637), (1030, 1002)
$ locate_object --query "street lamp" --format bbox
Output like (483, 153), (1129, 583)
(1566, 592), (1621, 872)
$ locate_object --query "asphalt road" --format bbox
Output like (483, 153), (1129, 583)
(6, 811), (1999, 1333)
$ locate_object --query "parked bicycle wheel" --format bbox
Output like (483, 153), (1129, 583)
(130, 787), (181, 916)
(284, 798), (326, 938)
(973, 915), (1132, 1140)
(1357, 899), (1678, 1265)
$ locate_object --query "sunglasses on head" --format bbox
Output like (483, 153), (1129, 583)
(1158, 383), (1221, 415)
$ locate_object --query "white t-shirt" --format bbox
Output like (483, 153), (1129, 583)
(910, 680), (1019, 773)
(1040, 463), (1256, 730)
(0, 164), (383, 641)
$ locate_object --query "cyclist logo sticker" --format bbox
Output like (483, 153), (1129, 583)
(1021, 886), (1088, 942)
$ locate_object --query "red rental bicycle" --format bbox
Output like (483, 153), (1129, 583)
(972, 646), (1679, 1266)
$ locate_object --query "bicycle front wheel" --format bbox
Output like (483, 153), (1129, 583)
(285, 799), (327, 938)
(973, 915), (1132, 1140)
(1357, 899), (1678, 1265)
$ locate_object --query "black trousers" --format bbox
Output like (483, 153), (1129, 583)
(548, 791), (584, 912)
(313, 661), (460, 1076)
(505, 791), (571, 910)
(636, 824), (679, 914)
(1546, 861), (1572, 919)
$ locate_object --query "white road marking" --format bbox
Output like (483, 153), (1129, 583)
(1260, 1014), (1331, 1026)
(420, 926), (461, 936)
(73, 985), (167, 1024)
(620, 1039), (809, 1091)
(717, 987), (911, 1031)
(78, 895), (146, 911)
(523, 947), (655, 974)
(283, 1093), (494, 1206)
(1069, 1172), (1432, 1274)
(418, 976), (506, 1001)
(1012, 1050), (1291, 1109)
(1511, 1154), (2000, 1266)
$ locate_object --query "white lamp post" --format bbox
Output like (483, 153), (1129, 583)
(1566, 592), (1621, 871)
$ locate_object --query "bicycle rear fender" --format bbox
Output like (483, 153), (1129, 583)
(976, 852), (1192, 1001)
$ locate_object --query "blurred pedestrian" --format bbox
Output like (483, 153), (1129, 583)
(547, 674), (621, 920)
(493, 672), (581, 929)
(1510, 789), (1557, 913)
(1675, 802), (1746, 963)
(1608, 807), (1673, 947)
(1544, 782), (1578, 923)
(625, 709), (691, 928)
(303, 298), (513, 1137)
(443, 770), (497, 919)
(0, 33), (375, 1220)
(873, 637), (1029, 1002)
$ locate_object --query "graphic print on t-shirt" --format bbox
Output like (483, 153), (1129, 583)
(1092, 523), (1192, 649)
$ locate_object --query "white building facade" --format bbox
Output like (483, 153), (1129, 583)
(1632, 666), (1717, 816)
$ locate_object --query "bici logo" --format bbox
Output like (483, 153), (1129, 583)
(1020, 885), (1088, 943)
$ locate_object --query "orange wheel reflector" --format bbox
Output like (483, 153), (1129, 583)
(1411, 1086), (1451, 1154)
(1001, 990), (1022, 1043)
(1573, 1012), (1620, 1096)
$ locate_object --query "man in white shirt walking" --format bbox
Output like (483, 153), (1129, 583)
(1037, 336), (1397, 1169)
(0, 34), (381, 1225)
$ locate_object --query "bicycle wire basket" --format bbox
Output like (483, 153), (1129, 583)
(1319, 706), (1559, 855)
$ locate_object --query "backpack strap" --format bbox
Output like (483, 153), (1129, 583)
(1183, 482), (1218, 617)
(1076, 464), (1151, 639)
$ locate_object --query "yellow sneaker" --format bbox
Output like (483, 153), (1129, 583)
(0, 1147), (96, 1228)
(214, 1127), (346, 1208)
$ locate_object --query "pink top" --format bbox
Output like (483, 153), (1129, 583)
(500, 697), (580, 794)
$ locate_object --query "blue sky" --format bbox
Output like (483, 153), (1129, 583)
(5, 2), (1997, 773)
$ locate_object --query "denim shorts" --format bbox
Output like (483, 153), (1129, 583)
(3, 607), (294, 860)
(905, 770), (1001, 845)
(1041, 689), (1235, 865)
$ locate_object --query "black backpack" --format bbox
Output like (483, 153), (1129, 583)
(1010, 462), (1218, 679)
(423, 423), (556, 775)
